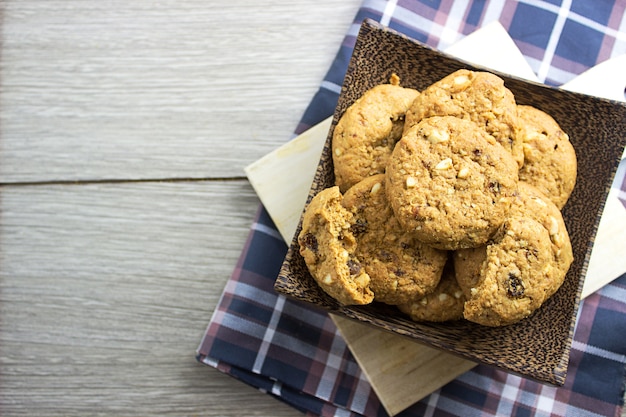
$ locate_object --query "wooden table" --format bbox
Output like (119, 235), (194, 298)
(0, 1), (361, 415)
(1, 2), (624, 416)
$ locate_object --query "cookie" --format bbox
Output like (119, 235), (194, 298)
(456, 216), (556, 326)
(298, 186), (374, 305)
(332, 79), (420, 192)
(509, 182), (573, 289)
(516, 105), (577, 209)
(342, 174), (447, 305)
(397, 258), (465, 322)
(405, 69), (523, 167)
(385, 115), (519, 250)
(453, 245), (486, 301)
(453, 182), (573, 326)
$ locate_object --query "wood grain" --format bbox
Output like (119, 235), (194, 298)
(0, 0), (361, 415)
(0, 0), (361, 183)
(332, 315), (477, 416)
(0, 182), (293, 415)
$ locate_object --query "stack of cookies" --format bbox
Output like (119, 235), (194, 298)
(298, 70), (576, 327)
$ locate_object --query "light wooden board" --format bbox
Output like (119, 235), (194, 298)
(246, 117), (332, 239)
(246, 24), (626, 415)
(331, 315), (477, 415)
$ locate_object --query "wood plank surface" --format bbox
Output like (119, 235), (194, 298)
(0, 0), (361, 183)
(0, 0), (361, 415)
(0, 181), (298, 416)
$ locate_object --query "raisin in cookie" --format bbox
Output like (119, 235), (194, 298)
(453, 183), (573, 296)
(453, 182), (573, 326)
(397, 258), (465, 322)
(385, 115), (519, 250)
(342, 174), (447, 305)
(332, 78), (420, 192)
(509, 181), (573, 290)
(455, 216), (557, 326)
(298, 186), (374, 305)
(405, 69), (523, 166)
(517, 105), (577, 209)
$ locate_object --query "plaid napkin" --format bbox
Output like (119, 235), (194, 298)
(198, 1), (626, 416)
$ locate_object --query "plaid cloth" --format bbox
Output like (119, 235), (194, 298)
(198, 1), (626, 416)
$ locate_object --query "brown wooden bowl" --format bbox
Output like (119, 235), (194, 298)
(275, 19), (626, 385)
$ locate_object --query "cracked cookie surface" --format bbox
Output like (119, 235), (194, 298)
(455, 216), (554, 326)
(342, 174), (447, 305)
(385, 115), (519, 250)
(298, 186), (374, 305)
(453, 182), (573, 326)
(332, 81), (419, 192)
(405, 69), (523, 166)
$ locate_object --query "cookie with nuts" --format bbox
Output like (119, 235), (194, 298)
(508, 181), (573, 290)
(453, 182), (573, 326)
(385, 115), (519, 250)
(405, 69), (523, 167)
(396, 258), (465, 322)
(516, 105), (577, 209)
(332, 75), (420, 193)
(298, 186), (374, 305)
(342, 174), (448, 305)
(453, 216), (556, 326)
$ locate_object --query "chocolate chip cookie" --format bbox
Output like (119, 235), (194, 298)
(453, 182), (573, 326)
(397, 258), (465, 322)
(508, 181), (573, 289)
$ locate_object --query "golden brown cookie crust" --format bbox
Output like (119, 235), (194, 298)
(516, 105), (577, 209)
(397, 258), (465, 322)
(342, 175), (447, 305)
(332, 83), (420, 192)
(298, 186), (374, 305)
(453, 182), (573, 326)
(453, 245), (486, 301)
(385, 115), (519, 250)
(459, 217), (555, 326)
(508, 182), (573, 292)
(405, 69), (523, 166)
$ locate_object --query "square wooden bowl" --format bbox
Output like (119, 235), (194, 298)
(275, 19), (626, 385)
